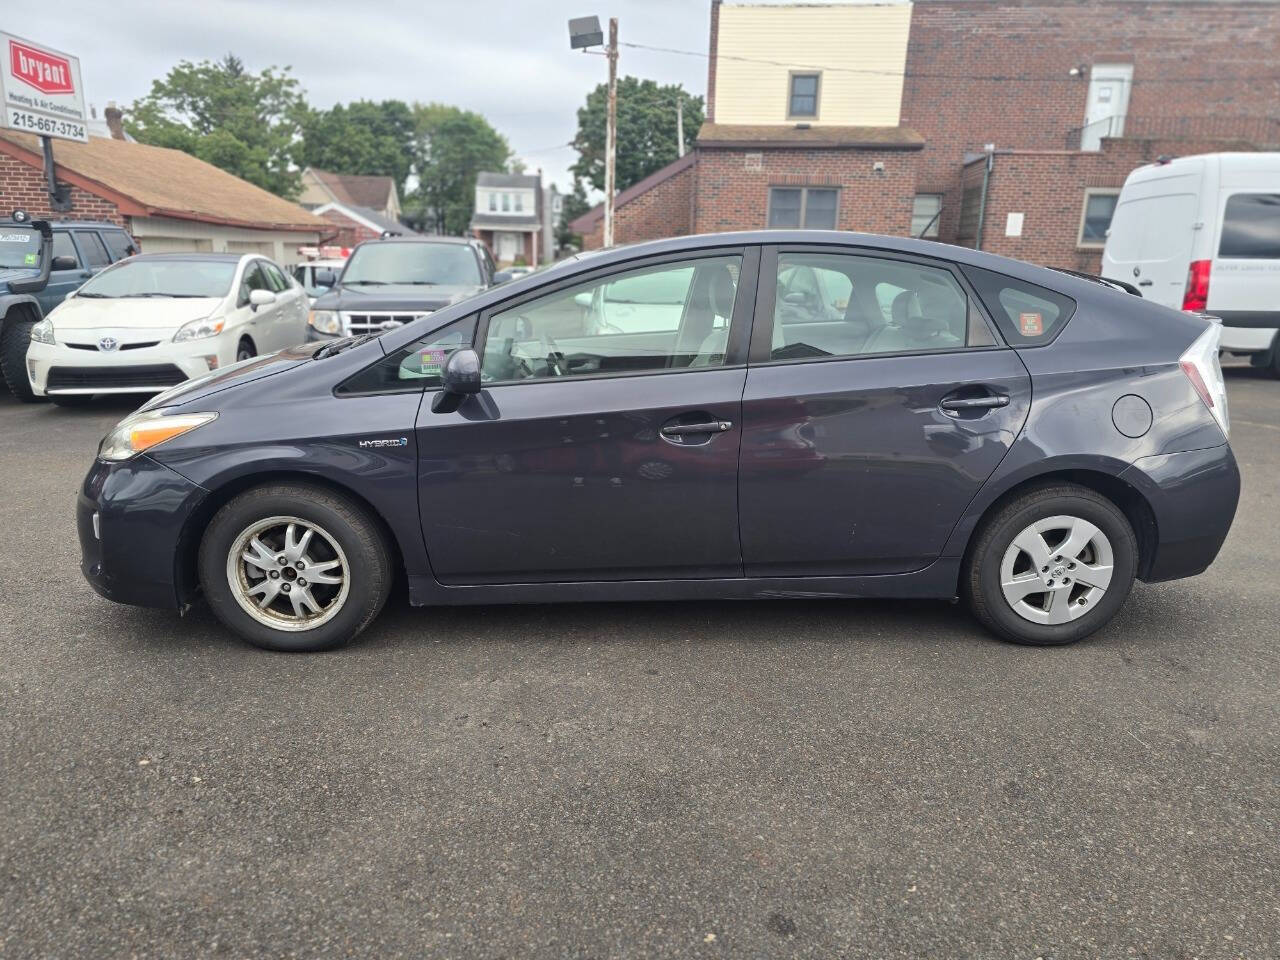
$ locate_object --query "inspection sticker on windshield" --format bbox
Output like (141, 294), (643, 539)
(418, 347), (447, 376)
(1019, 312), (1044, 336)
(24, 253), (36, 265)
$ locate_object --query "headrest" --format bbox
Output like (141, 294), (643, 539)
(710, 265), (736, 316)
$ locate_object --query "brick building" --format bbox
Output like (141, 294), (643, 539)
(572, 0), (1280, 271)
(0, 130), (328, 265)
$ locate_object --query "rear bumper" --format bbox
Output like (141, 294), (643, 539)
(78, 455), (208, 610)
(1120, 442), (1241, 583)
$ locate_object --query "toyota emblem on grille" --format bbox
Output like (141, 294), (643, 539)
(98, 337), (119, 352)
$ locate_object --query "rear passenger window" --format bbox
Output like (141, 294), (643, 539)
(962, 266), (1076, 345)
(768, 253), (976, 361)
(101, 231), (136, 261)
(1219, 194), (1280, 259)
(75, 232), (111, 268)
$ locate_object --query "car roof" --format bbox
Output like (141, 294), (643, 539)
(46, 220), (132, 232)
(125, 252), (253, 262)
(354, 235), (476, 246)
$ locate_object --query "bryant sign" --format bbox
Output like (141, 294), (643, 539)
(0, 32), (87, 143)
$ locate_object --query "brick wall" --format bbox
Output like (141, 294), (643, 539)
(694, 147), (919, 236)
(319, 209), (381, 249)
(578, 160), (697, 251)
(903, 0), (1280, 243)
(0, 153), (126, 226)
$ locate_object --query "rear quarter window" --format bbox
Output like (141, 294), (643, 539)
(962, 266), (1076, 345)
(1218, 193), (1280, 259)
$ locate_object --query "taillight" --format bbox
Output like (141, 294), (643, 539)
(1182, 259), (1211, 312)
(1179, 321), (1229, 437)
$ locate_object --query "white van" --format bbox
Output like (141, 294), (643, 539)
(1101, 153), (1280, 376)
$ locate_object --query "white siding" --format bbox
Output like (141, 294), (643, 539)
(715, 2), (912, 127)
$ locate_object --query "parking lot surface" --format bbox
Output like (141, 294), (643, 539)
(1, 371), (1276, 960)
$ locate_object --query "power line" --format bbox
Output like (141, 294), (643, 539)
(621, 40), (1280, 85)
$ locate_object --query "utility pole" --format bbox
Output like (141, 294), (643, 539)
(676, 96), (685, 158)
(604, 17), (618, 247)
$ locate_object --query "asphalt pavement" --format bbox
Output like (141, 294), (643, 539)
(0, 371), (1276, 959)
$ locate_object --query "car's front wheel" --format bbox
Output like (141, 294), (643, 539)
(0, 317), (39, 402)
(198, 483), (393, 652)
(965, 483), (1138, 646)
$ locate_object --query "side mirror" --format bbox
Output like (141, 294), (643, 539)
(315, 268), (338, 287)
(431, 348), (481, 413)
(248, 289), (277, 309)
(492, 270), (514, 285)
(51, 255), (78, 271)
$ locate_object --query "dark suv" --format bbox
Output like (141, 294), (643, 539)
(305, 236), (500, 340)
(0, 219), (137, 401)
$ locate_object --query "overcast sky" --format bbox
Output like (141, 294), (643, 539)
(14, 0), (713, 191)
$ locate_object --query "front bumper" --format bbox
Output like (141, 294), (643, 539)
(1120, 442), (1241, 583)
(78, 454), (208, 610)
(28, 337), (227, 396)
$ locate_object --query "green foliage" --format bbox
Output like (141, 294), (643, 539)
(557, 179), (593, 249)
(410, 104), (512, 236)
(297, 100), (415, 196)
(570, 77), (702, 193)
(126, 55), (305, 198)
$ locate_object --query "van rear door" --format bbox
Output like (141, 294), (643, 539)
(1208, 180), (1280, 331)
(1102, 168), (1201, 309)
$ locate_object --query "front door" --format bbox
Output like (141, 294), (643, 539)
(497, 231), (518, 263)
(1081, 64), (1133, 150)
(38, 231), (91, 314)
(737, 247), (1031, 576)
(416, 250), (756, 584)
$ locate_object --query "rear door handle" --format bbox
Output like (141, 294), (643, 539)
(660, 420), (733, 437)
(1137, 279), (1153, 287)
(940, 395), (1010, 411)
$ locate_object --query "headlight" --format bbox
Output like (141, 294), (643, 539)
(173, 316), (225, 342)
(308, 310), (342, 335)
(30, 319), (55, 344)
(98, 409), (218, 461)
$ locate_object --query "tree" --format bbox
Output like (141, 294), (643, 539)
(570, 77), (702, 194)
(127, 55), (305, 198)
(297, 100), (416, 197)
(557, 178), (593, 250)
(410, 104), (512, 236)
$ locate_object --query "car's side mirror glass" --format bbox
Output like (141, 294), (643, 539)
(492, 270), (514, 285)
(431, 348), (481, 413)
(248, 289), (277, 309)
(51, 255), (77, 270)
(315, 268), (338, 287)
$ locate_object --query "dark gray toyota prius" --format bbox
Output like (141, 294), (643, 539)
(77, 231), (1239, 652)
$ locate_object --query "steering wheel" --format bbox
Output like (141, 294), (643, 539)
(514, 330), (568, 379)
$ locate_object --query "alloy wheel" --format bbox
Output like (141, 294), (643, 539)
(999, 514), (1115, 625)
(225, 516), (349, 631)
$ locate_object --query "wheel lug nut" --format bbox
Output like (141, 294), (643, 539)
(1041, 566), (1049, 573)
(281, 583), (291, 592)
(1068, 562), (1076, 569)
(1063, 577), (1071, 584)
(1046, 579), (1054, 586)
(298, 578), (307, 586)
(269, 570), (279, 579)
(295, 560), (305, 569)
(278, 557), (287, 565)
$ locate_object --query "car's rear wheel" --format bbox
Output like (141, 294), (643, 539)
(198, 483), (393, 652)
(0, 317), (39, 403)
(964, 483), (1138, 646)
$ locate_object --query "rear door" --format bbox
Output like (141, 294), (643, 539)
(1102, 168), (1201, 308)
(415, 248), (758, 584)
(738, 246), (1031, 576)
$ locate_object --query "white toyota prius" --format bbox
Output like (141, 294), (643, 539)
(26, 253), (309, 405)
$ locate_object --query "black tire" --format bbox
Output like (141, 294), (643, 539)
(50, 394), (96, 408)
(236, 337), (256, 362)
(964, 483), (1138, 646)
(0, 317), (39, 402)
(198, 483), (393, 652)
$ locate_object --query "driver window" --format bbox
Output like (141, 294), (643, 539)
(336, 316), (477, 396)
(481, 256), (742, 383)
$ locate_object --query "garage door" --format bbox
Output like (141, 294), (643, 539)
(225, 241), (275, 256)
(136, 237), (212, 254)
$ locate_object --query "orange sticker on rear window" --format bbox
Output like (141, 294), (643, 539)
(1019, 312), (1044, 336)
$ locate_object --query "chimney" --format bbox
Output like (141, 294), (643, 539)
(104, 101), (125, 140)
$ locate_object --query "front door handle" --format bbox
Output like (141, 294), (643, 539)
(940, 395), (1010, 411)
(1137, 279), (1153, 287)
(660, 420), (733, 437)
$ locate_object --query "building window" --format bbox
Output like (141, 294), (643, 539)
(911, 194), (942, 238)
(768, 187), (839, 230)
(1078, 189), (1120, 247)
(488, 193), (496, 211)
(502, 193), (511, 212)
(514, 193), (524, 212)
(788, 73), (820, 119)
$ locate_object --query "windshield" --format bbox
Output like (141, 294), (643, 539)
(342, 242), (481, 286)
(78, 259), (237, 298)
(0, 227), (42, 270)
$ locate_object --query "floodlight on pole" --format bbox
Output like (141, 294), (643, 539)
(568, 14), (619, 248)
